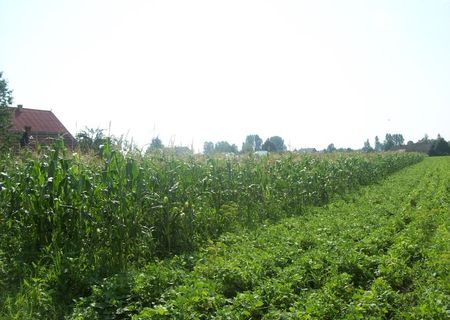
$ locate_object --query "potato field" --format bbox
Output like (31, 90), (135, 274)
(0, 143), (448, 319)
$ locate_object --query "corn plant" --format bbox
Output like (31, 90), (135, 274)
(0, 141), (424, 319)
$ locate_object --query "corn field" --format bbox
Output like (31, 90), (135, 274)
(0, 142), (424, 318)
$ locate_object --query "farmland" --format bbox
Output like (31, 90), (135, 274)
(0, 145), (448, 319)
(68, 156), (449, 319)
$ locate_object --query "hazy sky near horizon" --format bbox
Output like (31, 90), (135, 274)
(1, 0), (449, 151)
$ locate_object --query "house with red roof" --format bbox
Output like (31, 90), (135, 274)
(10, 105), (75, 147)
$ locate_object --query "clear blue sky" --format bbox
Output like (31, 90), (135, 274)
(1, 0), (449, 151)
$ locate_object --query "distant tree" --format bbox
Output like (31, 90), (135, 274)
(254, 135), (263, 151)
(215, 141), (238, 154)
(326, 143), (336, 153)
(374, 136), (383, 151)
(429, 134), (450, 156)
(242, 134), (263, 153)
(362, 139), (373, 152)
(262, 140), (274, 152)
(145, 136), (164, 154)
(383, 134), (394, 151)
(149, 136), (164, 150)
(203, 141), (214, 155)
(392, 134), (404, 146)
(418, 134), (430, 144)
(215, 141), (227, 153)
(0, 72), (14, 149)
(76, 127), (108, 153)
(383, 133), (404, 151)
(173, 146), (193, 156)
(262, 136), (286, 152)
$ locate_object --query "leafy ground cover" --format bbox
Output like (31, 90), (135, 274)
(0, 146), (426, 318)
(69, 157), (449, 319)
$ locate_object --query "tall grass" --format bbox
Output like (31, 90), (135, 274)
(0, 141), (424, 318)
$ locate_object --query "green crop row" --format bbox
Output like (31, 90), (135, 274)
(0, 142), (424, 318)
(67, 157), (448, 320)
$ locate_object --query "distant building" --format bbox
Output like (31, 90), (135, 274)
(254, 150), (268, 156)
(297, 148), (317, 153)
(173, 146), (193, 156)
(391, 143), (432, 154)
(10, 105), (75, 147)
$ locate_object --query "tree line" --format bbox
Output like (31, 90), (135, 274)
(1, 71), (449, 156)
(144, 134), (287, 155)
(203, 134), (287, 155)
(361, 133), (450, 156)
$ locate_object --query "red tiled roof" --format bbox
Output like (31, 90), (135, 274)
(10, 107), (73, 138)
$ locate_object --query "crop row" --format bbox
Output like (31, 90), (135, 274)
(0, 142), (423, 318)
(68, 157), (449, 319)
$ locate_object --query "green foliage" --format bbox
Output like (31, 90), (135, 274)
(0, 72), (14, 150)
(383, 133), (404, 151)
(374, 135), (383, 151)
(0, 72), (13, 108)
(418, 134), (430, 144)
(262, 136), (286, 152)
(241, 134), (263, 153)
(428, 134), (450, 156)
(215, 141), (238, 154)
(75, 127), (108, 153)
(362, 139), (373, 152)
(69, 258), (190, 320)
(326, 143), (336, 153)
(203, 141), (238, 154)
(203, 141), (214, 155)
(146, 137), (164, 153)
(128, 157), (449, 319)
(0, 143), (427, 318)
